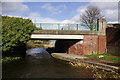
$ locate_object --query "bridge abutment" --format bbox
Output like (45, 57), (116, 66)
(68, 35), (106, 55)
(54, 35), (106, 55)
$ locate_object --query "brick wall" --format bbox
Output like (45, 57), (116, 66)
(69, 40), (83, 55)
(83, 35), (98, 55)
(68, 35), (106, 55)
(98, 36), (106, 53)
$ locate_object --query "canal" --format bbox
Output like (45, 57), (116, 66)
(3, 48), (93, 78)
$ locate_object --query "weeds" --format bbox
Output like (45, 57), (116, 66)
(69, 61), (120, 79)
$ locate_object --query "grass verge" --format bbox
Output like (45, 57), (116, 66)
(85, 53), (120, 62)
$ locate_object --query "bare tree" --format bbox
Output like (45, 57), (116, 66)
(80, 6), (104, 31)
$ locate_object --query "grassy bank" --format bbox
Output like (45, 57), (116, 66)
(34, 44), (54, 48)
(2, 57), (21, 63)
(85, 53), (120, 62)
(51, 53), (120, 79)
(26, 40), (54, 49)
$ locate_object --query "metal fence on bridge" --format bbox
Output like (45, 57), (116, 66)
(34, 23), (98, 31)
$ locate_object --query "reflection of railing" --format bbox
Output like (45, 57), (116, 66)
(34, 23), (98, 31)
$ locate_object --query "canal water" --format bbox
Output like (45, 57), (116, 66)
(3, 48), (93, 78)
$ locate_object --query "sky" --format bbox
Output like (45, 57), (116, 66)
(1, 0), (119, 24)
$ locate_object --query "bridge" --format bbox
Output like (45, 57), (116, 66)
(31, 30), (100, 40)
(30, 19), (107, 55)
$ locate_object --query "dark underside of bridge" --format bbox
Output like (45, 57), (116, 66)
(54, 40), (80, 53)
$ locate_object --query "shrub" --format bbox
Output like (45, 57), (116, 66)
(2, 16), (36, 53)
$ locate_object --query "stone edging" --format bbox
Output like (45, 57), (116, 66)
(51, 53), (119, 72)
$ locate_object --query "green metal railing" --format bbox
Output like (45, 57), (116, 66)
(34, 23), (98, 31)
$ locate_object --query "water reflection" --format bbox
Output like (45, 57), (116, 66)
(3, 48), (93, 78)
(26, 48), (51, 58)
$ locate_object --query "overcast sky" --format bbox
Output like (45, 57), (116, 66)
(1, 0), (119, 24)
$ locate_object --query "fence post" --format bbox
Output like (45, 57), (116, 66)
(96, 24), (98, 31)
(77, 24), (78, 31)
(40, 23), (42, 28)
(58, 24), (60, 30)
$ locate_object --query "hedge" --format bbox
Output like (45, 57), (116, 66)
(2, 16), (36, 53)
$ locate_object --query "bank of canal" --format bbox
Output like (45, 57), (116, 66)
(3, 48), (94, 78)
(51, 53), (120, 79)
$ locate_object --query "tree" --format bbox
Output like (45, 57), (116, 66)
(80, 6), (104, 31)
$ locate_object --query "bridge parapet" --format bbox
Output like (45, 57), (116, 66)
(33, 18), (107, 36)
(107, 24), (120, 28)
(97, 18), (107, 35)
(34, 23), (98, 31)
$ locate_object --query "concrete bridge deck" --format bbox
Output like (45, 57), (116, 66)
(31, 30), (104, 40)
(32, 30), (102, 35)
